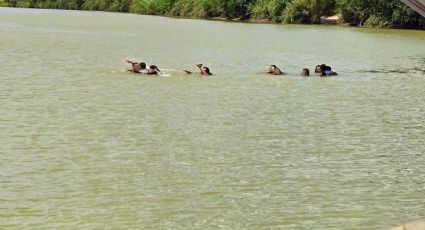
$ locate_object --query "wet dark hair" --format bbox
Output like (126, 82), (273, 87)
(140, 62), (147, 69)
(319, 64), (327, 75)
(318, 64), (332, 71)
(150, 65), (160, 72)
(271, 65), (277, 68)
(315, 65), (321, 73)
(302, 68), (310, 76)
(204, 67), (212, 75)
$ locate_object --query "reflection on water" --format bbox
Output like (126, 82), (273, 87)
(0, 8), (424, 230)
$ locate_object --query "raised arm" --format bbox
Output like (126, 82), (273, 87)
(126, 60), (137, 65)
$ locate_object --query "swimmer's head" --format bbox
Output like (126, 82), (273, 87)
(320, 64), (328, 73)
(269, 65), (277, 72)
(140, 62), (147, 69)
(150, 65), (160, 72)
(203, 67), (212, 75)
(315, 65), (321, 73)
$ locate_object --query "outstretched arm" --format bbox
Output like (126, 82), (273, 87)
(126, 60), (137, 65)
(183, 69), (192, 74)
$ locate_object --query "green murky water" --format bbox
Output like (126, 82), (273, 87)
(0, 7), (424, 229)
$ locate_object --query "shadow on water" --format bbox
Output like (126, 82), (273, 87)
(358, 68), (424, 76)
(359, 56), (425, 75)
(358, 69), (409, 74)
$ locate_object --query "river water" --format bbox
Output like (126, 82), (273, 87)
(0, 7), (424, 229)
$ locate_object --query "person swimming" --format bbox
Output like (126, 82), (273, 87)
(147, 65), (161, 75)
(268, 65), (283, 75)
(315, 64), (337, 76)
(126, 60), (162, 75)
(301, 68), (310, 76)
(126, 60), (147, 73)
(183, 64), (212, 75)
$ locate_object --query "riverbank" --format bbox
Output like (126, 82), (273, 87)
(2, 6), (424, 30)
(211, 15), (424, 29)
(1, 0), (424, 29)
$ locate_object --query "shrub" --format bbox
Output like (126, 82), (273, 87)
(221, 0), (254, 19)
(0, 0), (8, 6)
(338, 0), (423, 27)
(283, 0), (310, 23)
(108, 0), (132, 12)
(250, 0), (289, 22)
(283, 0), (336, 24)
(81, 0), (108, 10)
(169, 0), (221, 18)
(129, 0), (174, 15)
(364, 15), (388, 27)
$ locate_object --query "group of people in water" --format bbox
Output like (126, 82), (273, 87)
(126, 60), (161, 75)
(126, 60), (337, 77)
(268, 64), (338, 76)
(127, 60), (212, 76)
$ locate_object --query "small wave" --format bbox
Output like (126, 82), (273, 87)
(0, 22), (23, 29)
(358, 69), (410, 74)
(159, 73), (172, 77)
(118, 70), (174, 77)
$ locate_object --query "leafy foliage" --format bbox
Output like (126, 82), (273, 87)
(338, 0), (423, 26)
(3, 0), (424, 27)
(0, 0), (8, 6)
(284, 0), (336, 23)
(250, 0), (290, 22)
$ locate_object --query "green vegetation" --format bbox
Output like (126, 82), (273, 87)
(338, 0), (424, 27)
(283, 0), (336, 23)
(4, 0), (424, 27)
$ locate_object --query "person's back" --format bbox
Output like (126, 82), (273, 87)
(126, 60), (146, 73)
(131, 63), (142, 73)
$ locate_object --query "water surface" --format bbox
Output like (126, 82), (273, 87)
(0, 8), (424, 229)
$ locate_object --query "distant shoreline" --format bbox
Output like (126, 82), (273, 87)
(2, 6), (425, 30)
